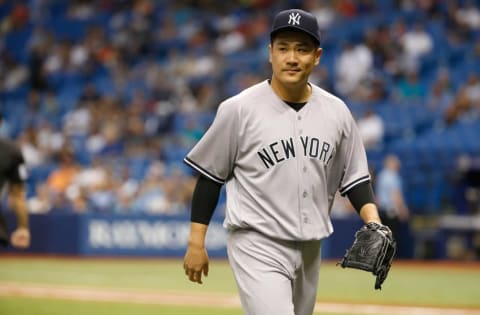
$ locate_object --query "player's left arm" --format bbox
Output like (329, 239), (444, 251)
(346, 182), (381, 225)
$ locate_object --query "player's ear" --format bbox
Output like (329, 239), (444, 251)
(314, 47), (323, 66)
(268, 43), (273, 63)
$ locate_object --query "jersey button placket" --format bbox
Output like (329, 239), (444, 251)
(296, 113), (308, 236)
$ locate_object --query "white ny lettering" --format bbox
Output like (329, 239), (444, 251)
(288, 12), (301, 26)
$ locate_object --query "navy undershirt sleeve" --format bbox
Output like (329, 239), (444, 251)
(345, 181), (376, 213)
(190, 175), (223, 225)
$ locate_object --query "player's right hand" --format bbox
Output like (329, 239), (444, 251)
(183, 245), (209, 284)
(10, 227), (30, 249)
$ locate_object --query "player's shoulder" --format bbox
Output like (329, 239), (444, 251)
(217, 80), (269, 113)
(224, 80), (269, 104)
(311, 84), (349, 111)
(0, 137), (21, 156)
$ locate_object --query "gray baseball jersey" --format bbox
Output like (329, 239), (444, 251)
(184, 80), (370, 241)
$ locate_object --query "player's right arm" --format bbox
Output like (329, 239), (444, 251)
(184, 222), (209, 284)
(8, 182), (30, 248)
(6, 146), (30, 249)
(183, 175), (222, 284)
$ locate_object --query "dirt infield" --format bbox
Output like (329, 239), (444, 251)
(0, 281), (479, 315)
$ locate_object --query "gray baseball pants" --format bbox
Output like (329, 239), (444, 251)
(227, 229), (322, 315)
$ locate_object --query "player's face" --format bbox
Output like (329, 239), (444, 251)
(269, 31), (322, 88)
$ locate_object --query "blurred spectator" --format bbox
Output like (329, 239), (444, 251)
(28, 183), (52, 214)
(130, 160), (171, 214)
(63, 102), (93, 137)
(374, 154), (410, 242)
(454, 0), (480, 32)
(84, 163), (117, 213)
(163, 164), (195, 214)
(67, 0), (96, 20)
(0, 2), (29, 34)
(399, 22), (433, 72)
(36, 121), (65, 158)
(17, 127), (46, 168)
(0, 113), (12, 138)
(445, 73), (480, 124)
(393, 70), (427, 103)
(453, 155), (480, 215)
(28, 43), (49, 92)
(302, 0), (336, 31)
(1, 54), (28, 91)
(334, 41), (373, 99)
(45, 148), (81, 210)
(357, 109), (384, 150)
(427, 67), (455, 116)
(113, 165), (140, 214)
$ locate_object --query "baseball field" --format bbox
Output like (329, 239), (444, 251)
(0, 256), (479, 315)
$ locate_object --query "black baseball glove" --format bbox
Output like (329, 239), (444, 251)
(338, 222), (396, 290)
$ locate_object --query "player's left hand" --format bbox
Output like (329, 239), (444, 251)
(183, 245), (209, 284)
(337, 222), (396, 290)
(10, 227), (30, 249)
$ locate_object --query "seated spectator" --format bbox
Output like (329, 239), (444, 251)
(28, 183), (52, 214)
(445, 73), (480, 124)
(163, 164), (195, 215)
(45, 148), (80, 210)
(399, 22), (433, 72)
(454, 0), (480, 32)
(1, 55), (28, 91)
(453, 155), (480, 215)
(357, 109), (384, 150)
(130, 161), (171, 214)
(334, 41), (373, 100)
(113, 166), (140, 214)
(393, 70), (427, 103)
(17, 127), (47, 168)
(427, 67), (455, 117)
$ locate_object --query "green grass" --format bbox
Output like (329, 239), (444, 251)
(0, 297), (242, 315)
(318, 262), (480, 307)
(0, 297), (361, 315)
(0, 257), (479, 315)
(0, 258), (237, 293)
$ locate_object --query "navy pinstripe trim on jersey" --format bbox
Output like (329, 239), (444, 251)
(183, 157), (225, 184)
(339, 175), (370, 196)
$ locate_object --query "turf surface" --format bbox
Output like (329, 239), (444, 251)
(0, 257), (479, 315)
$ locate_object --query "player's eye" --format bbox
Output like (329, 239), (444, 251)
(297, 46), (311, 53)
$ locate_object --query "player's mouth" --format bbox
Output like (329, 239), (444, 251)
(284, 68), (301, 74)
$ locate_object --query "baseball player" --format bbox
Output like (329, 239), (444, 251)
(0, 136), (30, 249)
(183, 9), (387, 315)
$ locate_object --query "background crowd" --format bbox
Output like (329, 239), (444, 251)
(0, 0), (479, 231)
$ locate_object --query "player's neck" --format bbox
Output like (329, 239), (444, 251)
(269, 78), (311, 103)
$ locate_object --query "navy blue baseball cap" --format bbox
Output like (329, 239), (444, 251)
(270, 9), (321, 45)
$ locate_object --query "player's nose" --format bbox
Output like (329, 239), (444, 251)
(285, 50), (299, 63)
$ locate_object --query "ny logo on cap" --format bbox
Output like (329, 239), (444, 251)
(288, 12), (301, 26)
